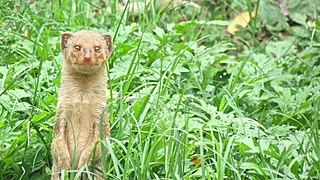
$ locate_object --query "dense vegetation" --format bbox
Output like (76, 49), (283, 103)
(0, 0), (319, 179)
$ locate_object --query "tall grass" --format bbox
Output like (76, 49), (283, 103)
(0, 0), (319, 179)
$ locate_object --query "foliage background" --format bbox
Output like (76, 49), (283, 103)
(0, 0), (319, 179)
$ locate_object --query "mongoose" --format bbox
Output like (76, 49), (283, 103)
(51, 30), (112, 179)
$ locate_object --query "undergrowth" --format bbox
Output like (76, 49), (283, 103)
(0, 0), (319, 179)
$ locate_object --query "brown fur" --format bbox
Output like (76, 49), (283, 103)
(51, 30), (112, 179)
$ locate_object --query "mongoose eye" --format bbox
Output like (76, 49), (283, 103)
(94, 46), (101, 52)
(74, 45), (81, 51)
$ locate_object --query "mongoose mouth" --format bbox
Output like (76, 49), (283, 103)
(74, 61), (101, 67)
(70, 61), (103, 74)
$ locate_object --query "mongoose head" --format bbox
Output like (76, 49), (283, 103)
(61, 30), (112, 74)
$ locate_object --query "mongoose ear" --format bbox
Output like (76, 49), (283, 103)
(102, 34), (112, 54)
(61, 32), (73, 52)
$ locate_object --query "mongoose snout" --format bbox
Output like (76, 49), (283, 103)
(83, 48), (92, 62)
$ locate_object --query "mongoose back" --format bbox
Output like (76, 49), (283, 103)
(51, 30), (112, 179)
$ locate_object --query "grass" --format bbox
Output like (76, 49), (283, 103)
(0, 0), (320, 179)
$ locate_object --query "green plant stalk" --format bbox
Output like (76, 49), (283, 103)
(102, 138), (121, 177)
(122, 128), (133, 180)
(21, 24), (47, 169)
(170, 77), (193, 177)
(199, 128), (206, 179)
(113, 0), (130, 45)
(220, 56), (249, 112)
(100, 105), (108, 176)
(245, 0), (259, 40)
(122, 33), (144, 96)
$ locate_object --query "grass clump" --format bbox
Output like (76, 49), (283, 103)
(0, 0), (319, 179)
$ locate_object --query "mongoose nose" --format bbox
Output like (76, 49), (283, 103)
(84, 54), (92, 62)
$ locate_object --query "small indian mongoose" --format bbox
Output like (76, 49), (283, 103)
(51, 30), (112, 179)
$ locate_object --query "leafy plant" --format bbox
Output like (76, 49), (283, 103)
(0, 0), (319, 179)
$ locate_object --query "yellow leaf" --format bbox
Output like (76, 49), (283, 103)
(227, 8), (256, 35)
(189, 154), (202, 168)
